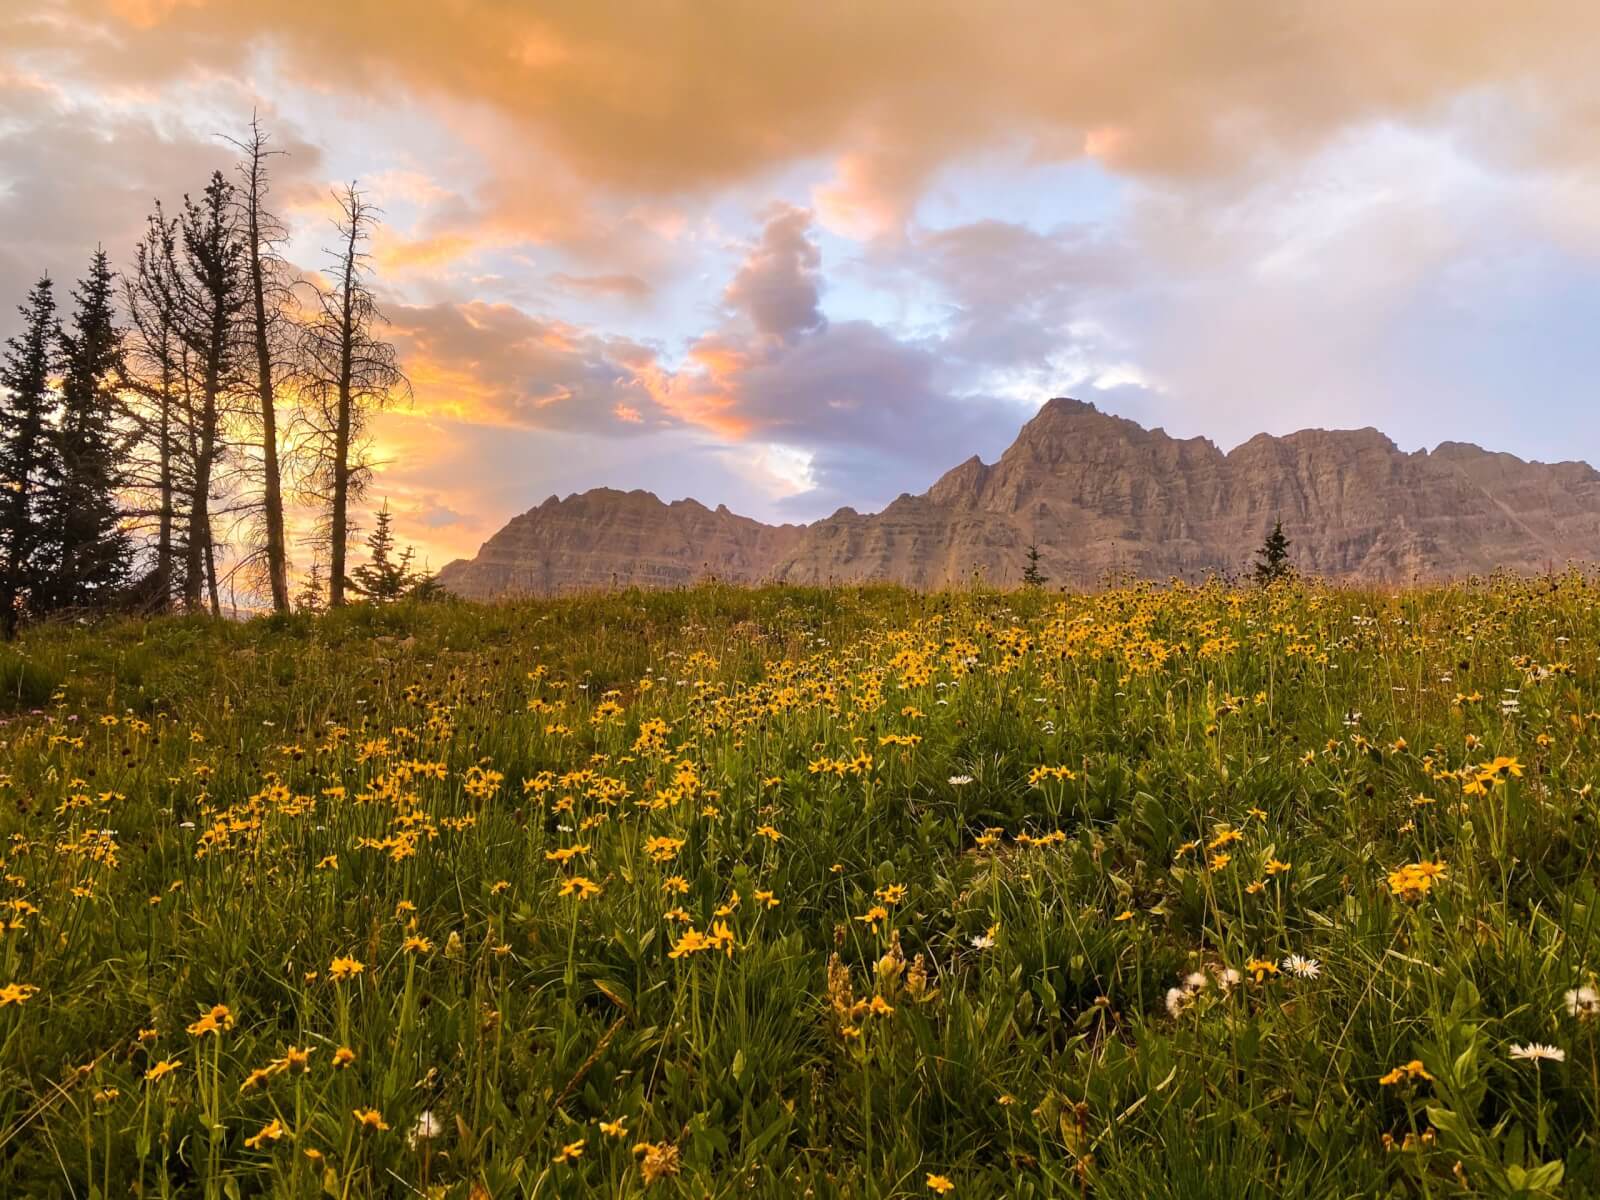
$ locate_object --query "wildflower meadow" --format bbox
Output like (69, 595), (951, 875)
(2, 577), (1599, 1197)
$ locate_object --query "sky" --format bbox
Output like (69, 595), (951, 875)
(3, 2), (1600, 573)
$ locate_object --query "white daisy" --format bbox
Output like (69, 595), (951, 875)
(1282, 954), (1322, 980)
(407, 1110), (442, 1148)
(1509, 1043), (1566, 1064)
(1564, 986), (1600, 1019)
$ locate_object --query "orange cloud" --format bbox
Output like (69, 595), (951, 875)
(369, 206), (1011, 456)
(549, 272), (653, 302)
(813, 142), (936, 240)
(385, 299), (674, 433)
(27, 0), (1600, 228)
(373, 230), (490, 274)
(1083, 126), (1128, 162)
(102, 0), (204, 29)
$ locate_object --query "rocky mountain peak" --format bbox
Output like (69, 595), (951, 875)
(436, 400), (1600, 598)
(927, 455), (991, 507)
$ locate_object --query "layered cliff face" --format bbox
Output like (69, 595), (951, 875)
(434, 487), (805, 597)
(435, 399), (1600, 598)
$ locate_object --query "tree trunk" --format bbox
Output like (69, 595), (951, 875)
(327, 217), (359, 609)
(156, 366), (174, 610)
(204, 516), (221, 617)
(243, 134), (290, 612)
(185, 478), (207, 612)
(329, 389), (351, 607)
(1, 466), (27, 639)
(250, 278), (290, 610)
(189, 325), (222, 615)
(0, 492), (18, 639)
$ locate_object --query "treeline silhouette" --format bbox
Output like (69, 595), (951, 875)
(0, 117), (416, 636)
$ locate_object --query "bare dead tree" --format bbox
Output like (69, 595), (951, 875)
(226, 114), (295, 613)
(121, 208), (184, 610)
(165, 171), (249, 616)
(299, 184), (410, 607)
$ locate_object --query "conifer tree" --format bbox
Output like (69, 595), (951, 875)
(51, 248), (130, 611)
(408, 569), (444, 603)
(1253, 519), (1293, 585)
(347, 501), (416, 603)
(295, 559), (326, 614)
(1022, 543), (1048, 587)
(0, 276), (62, 638)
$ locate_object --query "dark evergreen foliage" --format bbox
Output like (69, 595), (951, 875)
(0, 277), (63, 637)
(51, 248), (132, 611)
(1253, 519), (1293, 584)
(0, 132), (415, 629)
(347, 502), (420, 603)
(1022, 543), (1049, 587)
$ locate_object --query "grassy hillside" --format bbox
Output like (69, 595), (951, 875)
(1, 577), (1598, 1197)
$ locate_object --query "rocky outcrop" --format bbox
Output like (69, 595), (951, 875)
(435, 488), (804, 597)
(436, 399), (1600, 597)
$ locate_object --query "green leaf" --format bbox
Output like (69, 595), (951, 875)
(1450, 978), (1481, 1020)
(1522, 1159), (1564, 1193)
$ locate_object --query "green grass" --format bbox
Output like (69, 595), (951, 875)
(1, 576), (1598, 1197)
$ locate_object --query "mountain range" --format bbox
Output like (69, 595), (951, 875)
(435, 398), (1600, 597)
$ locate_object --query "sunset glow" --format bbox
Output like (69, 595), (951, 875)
(9, 9), (1600, 1193)
(4, 2), (1600, 575)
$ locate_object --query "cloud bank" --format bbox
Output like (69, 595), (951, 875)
(4, 0), (1600, 569)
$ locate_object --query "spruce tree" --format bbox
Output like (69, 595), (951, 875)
(295, 560), (326, 614)
(408, 570), (444, 603)
(347, 502), (416, 603)
(1253, 520), (1293, 585)
(51, 248), (130, 612)
(1022, 543), (1048, 587)
(0, 276), (63, 637)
